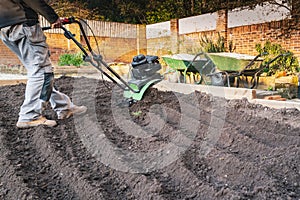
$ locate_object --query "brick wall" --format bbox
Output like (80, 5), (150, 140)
(45, 35), (137, 63)
(147, 36), (173, 56)
(0, 41), (21, 65)
(0, 36), (138, 65)
(228, 20), (300, 58)
(0, 22), (139, 66)
(1, 14), (300, 66)
(148, 12), (300, 62)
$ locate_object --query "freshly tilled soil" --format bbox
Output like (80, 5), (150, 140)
(0, 76), (299, 200)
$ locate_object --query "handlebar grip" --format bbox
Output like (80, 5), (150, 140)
(42, 17), (76, 31)
(62, 17), (76, 25)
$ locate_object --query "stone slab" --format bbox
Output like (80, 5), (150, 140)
(153, 80), (256, 100)
(154, 80), (300, 110)
(250, 99), (300, 110)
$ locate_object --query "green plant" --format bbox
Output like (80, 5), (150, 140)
(228, 39), (236, 53)
(131, 111), (142, 116)
(198, 32), (226, 53)
(255, 41), (299, 76)
(58, 52), (85, 67)
(267, 86), (273, 91)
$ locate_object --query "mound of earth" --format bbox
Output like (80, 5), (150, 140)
(0, 76), (299, 200)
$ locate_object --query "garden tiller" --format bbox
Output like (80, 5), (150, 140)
(43, 17), (162, 102)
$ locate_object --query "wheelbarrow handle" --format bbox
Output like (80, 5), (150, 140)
(242, 52), (267, 72)
(260, 52), (290, 67)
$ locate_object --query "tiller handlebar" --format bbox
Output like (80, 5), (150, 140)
(43, 17), (141, 94)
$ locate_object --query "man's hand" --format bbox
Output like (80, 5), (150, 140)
(51, 18), (62, 29)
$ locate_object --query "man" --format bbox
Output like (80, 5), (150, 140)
(0, 0), (87, 128)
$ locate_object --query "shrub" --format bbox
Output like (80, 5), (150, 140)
(255, 41), (299, 76)
(198, 32), (226, 53)
(198, 32), (236, 53)
(58, 52), (85, 67)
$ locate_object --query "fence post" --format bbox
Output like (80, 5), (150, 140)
(137, 24), (147, 55)
(170, 19), (179, 54)
(216, 9), (228, 48)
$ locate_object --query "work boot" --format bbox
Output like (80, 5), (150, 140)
(58, 105), (87, 120)
(16, 116), (57, 128)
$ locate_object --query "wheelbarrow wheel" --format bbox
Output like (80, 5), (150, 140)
(194, 73), (203, 84)
(250, 75), (259, 89)
(229, 76), (236, 87)
(239, 75), (256, 89)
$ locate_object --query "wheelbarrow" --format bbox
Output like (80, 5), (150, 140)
(207, 52), (289, 88)
(162, 53), (215, 84)
(206, 52), (264, 88)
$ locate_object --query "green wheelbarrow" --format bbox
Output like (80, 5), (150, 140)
(162, 53), (216, 84)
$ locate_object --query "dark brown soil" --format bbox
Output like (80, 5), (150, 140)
(0, 76), (299, 200)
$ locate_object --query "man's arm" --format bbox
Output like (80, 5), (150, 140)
(22, 0), (59, 24)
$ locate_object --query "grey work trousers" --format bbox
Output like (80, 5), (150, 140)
(0, 23), (74, 122)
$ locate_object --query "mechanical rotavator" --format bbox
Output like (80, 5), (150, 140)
(43, 17), (162, 102)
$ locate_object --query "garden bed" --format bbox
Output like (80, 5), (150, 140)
(0, 76), (299, 199)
